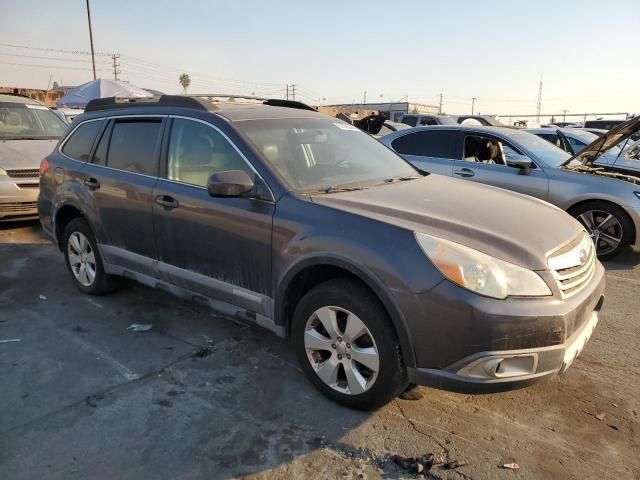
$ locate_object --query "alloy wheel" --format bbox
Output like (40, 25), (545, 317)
(576, 210), (623, 257)
(304, 306), (380, 395)
(67, 232), (97, 287)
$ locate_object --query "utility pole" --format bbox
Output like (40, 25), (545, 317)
(85, 0), (97, 80)
(111, 54), (121, 81)
(438, 93), (443, 114)
(561, 109), (569, 122)
(363, 91), (367, 104)
(536, 76), (543, 123)
(291, 83), (296, 101)
(286, 84), (289, 100)
(471, 97), (477, 115)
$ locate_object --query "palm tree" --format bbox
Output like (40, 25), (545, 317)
(179, 74), (191, 94)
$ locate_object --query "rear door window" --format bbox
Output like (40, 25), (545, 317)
(107, 119), (162, 176)
(391, 130), (460, 159)
(61, 120), (104, 161)
(419, 117), (437, 126)
(401, 116), (418, 127)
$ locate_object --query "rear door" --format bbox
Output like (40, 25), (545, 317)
(81, 116), (164, 274)
(390, 129), (461, 176)
(452, 133), (549, 200)
(151, 116), (274, 317)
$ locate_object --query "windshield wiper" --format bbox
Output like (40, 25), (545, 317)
(384, 175), (421, 183)
(307, 185), (369, 195)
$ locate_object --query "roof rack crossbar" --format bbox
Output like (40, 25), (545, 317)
(85, 95), (209, 113)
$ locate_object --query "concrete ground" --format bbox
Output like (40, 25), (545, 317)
(1, 220), (639, 480)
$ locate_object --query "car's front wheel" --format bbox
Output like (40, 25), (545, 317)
(292, 278), (408, 410)
(571, 201), (633, 260)
(63, 217), (119, 295)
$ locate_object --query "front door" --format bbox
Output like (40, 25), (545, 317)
(152, 117), (274, 318)
(453, 133), (549, 200)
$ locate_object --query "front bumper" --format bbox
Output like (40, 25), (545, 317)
(0, 175), (39, 221)
(405, 262), (605, 393)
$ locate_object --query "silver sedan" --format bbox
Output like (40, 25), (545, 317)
(380, 122), (640, 259)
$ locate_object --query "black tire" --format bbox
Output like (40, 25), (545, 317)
(63, 217), (119, 295)
(292, 278), (408, 410)
(570, 201), (633, 260)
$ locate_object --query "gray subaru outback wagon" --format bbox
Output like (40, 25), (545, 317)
(39, 96), (604, 409)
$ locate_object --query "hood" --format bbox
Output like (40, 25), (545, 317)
(0, 139), (58, 170)
(312, 176), (584, 270)
(562, 116), (640, 167)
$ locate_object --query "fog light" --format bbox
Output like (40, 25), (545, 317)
(458, 354), (538, 380)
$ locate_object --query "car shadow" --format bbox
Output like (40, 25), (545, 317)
(601, 246), (640, 271)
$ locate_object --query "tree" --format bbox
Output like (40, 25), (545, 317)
(179, 74), (191, 94)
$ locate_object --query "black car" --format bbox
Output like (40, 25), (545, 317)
(38, 96), (604, 409)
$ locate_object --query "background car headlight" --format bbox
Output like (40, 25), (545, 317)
(0, 167), (7, 176)
(415, 232), (551, 299)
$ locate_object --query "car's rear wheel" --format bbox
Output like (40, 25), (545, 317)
(571, 201), (633, 260)
(63, 217), (119, 295)
(292, 278), (408, 410)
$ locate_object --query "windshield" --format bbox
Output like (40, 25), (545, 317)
(506, 130), (571, 167)
(437, 116), (457, 125)
(237, 118), (419, 191)
(0, 103), (67, 139)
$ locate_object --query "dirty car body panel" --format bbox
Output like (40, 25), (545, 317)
(39, 96), (605, 397)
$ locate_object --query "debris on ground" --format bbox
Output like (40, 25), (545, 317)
(0, 338), (21, 343)
(595, 412), (606, 421)
(39, 294), (47, 300)
(85, 393), (105, 408)
(154, 398), (173, 408)
(72, 325), (90, 333)
(441, 460), (468, 470)
(399, 385), (425, 401)
(392, 454), (435, 474)
(306, 437), (328, 448)
(193, 343), (215, 358)
(501, 463), (520, 470)
(126, 323), (153, 332)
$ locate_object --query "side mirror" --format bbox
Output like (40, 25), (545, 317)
(507, 155), (533, 175)
(207, 170), (254, 197)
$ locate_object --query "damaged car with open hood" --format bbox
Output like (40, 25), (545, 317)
(381, 116), (640, 259)
(40, 95), (605, 409)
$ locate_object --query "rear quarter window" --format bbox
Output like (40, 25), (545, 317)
(61, 120), (104, 161)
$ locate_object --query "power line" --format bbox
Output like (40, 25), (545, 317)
(0, 61), (110, 73)
(0, 52), (110, 64)
(0, 42), (111, 56)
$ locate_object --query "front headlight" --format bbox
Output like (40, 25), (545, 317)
(415, 232), (551, 299)
(0, 167), (6, 176)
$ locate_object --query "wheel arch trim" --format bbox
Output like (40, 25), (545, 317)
(274, 254), (417, 368)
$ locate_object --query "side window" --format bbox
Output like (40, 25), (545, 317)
(401, 116), (417, 127)
(107, 120), (162, 175)
(419, 117), (437, 126)
(92, 122), (111, 166)
(391, 130), (459, 159)
(537, 133), (561, 148)
(566, 136), (587, 153)
(463, 135), (508, 166)
(61, 120), (104, 161)
(166, 118), (254, 188)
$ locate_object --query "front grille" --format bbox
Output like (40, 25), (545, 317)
(0, 201), (37, 213)
(548, 233), (596, 298)
(16, 182), (40, 189)
(6, 168), (39, 178)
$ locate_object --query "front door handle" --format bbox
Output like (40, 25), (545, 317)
(454, 168), (475, 178)
(155, 195), (179, 210)
(84, 177), (100, 189)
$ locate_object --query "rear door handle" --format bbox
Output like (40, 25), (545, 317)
(454, 168), (475, 178)
(84, 177), (100, 189)
(155, 195), (179, 210)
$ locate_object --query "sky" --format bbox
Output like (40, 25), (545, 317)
(1, 0), (638, 118)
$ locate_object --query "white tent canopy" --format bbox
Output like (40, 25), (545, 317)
(56, 78), (153, 109)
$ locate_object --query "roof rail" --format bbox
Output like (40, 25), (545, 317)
(84, 95), (209, 113)
(263, 99), (317, 112)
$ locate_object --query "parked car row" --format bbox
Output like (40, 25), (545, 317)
(379, 120), (640, 259)
(32, 95), (627, 410)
